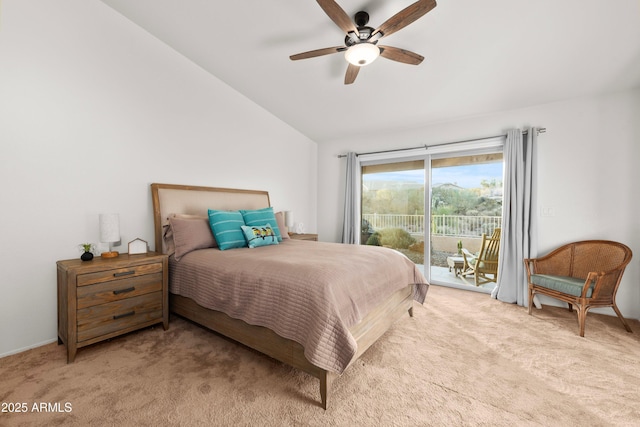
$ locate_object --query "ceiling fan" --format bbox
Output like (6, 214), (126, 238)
(290, 0), (437, 85)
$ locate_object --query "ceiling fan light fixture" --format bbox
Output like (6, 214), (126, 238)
(344, 43), (380, 66)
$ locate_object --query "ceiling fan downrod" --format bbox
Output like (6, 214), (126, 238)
(354, 11), (370, 27)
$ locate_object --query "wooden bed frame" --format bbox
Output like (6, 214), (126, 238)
(151, 183), (414, 409)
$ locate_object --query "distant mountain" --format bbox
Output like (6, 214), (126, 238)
(432, 183), (464, 190)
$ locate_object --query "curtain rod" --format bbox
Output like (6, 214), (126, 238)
(337, 128), (546, 158)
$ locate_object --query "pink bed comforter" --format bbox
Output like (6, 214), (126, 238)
(169, 239), (428, 373)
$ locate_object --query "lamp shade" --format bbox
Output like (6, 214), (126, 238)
(284, 211), (293, 229)
(99, 213), (120, 243)
(344, 43), (380, 66)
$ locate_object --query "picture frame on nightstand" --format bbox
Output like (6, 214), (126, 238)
(128, 238), (148, 254)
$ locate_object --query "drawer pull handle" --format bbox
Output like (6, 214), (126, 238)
(113, 287), (135, 295)
(113, 311), (135, 320)
(113, 271), (135, 277)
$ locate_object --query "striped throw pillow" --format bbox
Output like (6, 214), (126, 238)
(207, 209), (246, 250)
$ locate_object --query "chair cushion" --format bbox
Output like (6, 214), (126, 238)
(530, 274), (593, 298)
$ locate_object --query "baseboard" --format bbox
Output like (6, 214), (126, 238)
(0, 338), (58, 359)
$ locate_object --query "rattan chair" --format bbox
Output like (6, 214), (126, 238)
(461, 228), (501, 287)
(524, 240), (633, 337)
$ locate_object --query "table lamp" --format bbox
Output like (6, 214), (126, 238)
(99, 213), (120, 258)
(284, 211), (293, 234)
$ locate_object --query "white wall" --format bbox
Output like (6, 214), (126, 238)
(0, 1), (317, 357)
(318, 89), (640, 319)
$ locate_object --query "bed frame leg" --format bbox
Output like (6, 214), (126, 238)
(320, 372), (337, 410)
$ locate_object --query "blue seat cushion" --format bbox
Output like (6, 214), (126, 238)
(530, 274), (593, 298)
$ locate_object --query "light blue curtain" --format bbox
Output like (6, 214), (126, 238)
(492, 128), (538, 305)
(342, 152), (359, 244)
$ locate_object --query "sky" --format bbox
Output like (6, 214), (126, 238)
(363, 163), (504, 189)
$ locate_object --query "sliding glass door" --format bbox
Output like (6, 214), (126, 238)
(428, 152), (503, 292)
(359, 139), (504, 293)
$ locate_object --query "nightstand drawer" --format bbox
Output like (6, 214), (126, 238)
(77, 292), (163, 342)
(77, 272), (163, 309)
(77, 262), (163, 287)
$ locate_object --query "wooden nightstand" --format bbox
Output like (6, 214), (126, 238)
(289, 233), (318, 241)
(57, 252), (168, 363)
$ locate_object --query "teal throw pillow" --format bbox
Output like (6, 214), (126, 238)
(241, 223), (279, 248)
(240, 207), (282, 242)
(207, 209), (247, 250)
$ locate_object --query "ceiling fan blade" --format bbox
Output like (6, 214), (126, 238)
(344, 63), (360, 85)
(316, 0), (359, 35)
(379, 46), (424, 65)
(372, 0), (437, 39)
(290, 46), (345, 61)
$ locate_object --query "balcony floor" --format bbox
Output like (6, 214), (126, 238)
(418, 264), (497, 294)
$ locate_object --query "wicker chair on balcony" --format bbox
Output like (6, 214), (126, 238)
(461, 228), (501, 287)
(524, 240), (633, 337)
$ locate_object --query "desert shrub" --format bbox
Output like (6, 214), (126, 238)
(366, 228), (416, 249)
(366, 232), (382, 246)
(378, 228), (416, 249)
(408, 240), (424, 253)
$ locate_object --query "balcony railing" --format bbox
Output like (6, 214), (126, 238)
(362, 214), (501, 237)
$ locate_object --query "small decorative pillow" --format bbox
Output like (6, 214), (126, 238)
(239, 207), (282, 242)
(169, 216), (217, 261)
(208, 209), (247, 250)
(241, 223), (279, 248)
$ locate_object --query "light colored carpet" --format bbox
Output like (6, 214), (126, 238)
(1, 285), (639, 426)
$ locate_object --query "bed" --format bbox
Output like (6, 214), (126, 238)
(151, 183), (428, 409)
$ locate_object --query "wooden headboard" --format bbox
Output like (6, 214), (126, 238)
(150, 183), (271, 253)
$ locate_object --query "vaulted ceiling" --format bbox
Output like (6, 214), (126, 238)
(100, 0), (640, 143)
